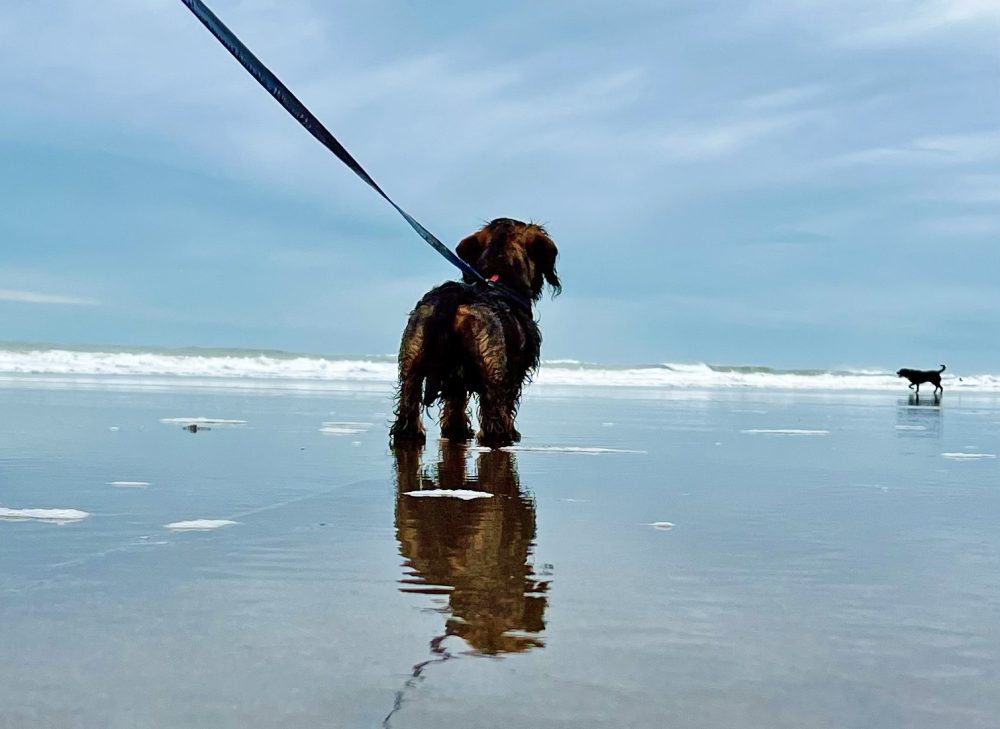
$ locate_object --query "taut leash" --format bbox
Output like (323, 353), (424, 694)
(177, 0), (532, 310)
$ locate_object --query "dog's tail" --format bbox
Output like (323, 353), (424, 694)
(939, 364), (946, 373)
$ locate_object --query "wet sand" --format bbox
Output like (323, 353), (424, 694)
(1, 379), (999, 728)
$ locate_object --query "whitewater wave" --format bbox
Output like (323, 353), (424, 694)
(0, 345), (998, 391)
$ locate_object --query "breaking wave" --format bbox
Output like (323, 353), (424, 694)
(0, 344), (997, 391)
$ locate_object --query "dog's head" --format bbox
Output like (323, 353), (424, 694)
(456, 218), (561, 303)
(896, 369), (905, 378)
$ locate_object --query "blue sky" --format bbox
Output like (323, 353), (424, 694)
(1, 0), (998, 369)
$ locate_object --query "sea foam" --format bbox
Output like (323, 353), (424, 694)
(404, 489), (493, 500)
(164, 519), (239, 530)
(1, 346), (999, 392)
(741, 429), (830, 435)
(0, 507), (90, 522)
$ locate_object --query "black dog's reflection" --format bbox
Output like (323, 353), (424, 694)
(897, 397), (944, 438)
(394, 443), (549, 654)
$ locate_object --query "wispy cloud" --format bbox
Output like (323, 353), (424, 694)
(913, 173), (1000, 205)
(657, 111), (816, 160)
(920, 214), (1000, 237)
(749, 0), (1000, 48)
(653, 84), (827, 161)
(0, 289), (98, 306)
(839, 0), (1000, 46)
(830, 129), (1000, 168)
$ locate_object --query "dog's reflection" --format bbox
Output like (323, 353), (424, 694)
(897, 397), (944, 438)
(393, 443), (549, 655)
(907, 392), (941, 406)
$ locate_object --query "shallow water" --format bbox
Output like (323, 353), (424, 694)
(1, 379), (998, 728)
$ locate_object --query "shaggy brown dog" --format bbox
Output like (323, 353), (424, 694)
(897, 364), (946, 397)
(389, 218), (560, 447)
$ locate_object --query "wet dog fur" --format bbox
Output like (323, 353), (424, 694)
(389, 218), (560, 448)
(896, 364), (946, 396)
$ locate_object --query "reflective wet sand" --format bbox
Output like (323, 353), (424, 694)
(1, 381), (998, 728)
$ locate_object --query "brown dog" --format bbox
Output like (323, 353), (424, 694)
(896, 364), (946, 397)
(389, 218), (560, 447)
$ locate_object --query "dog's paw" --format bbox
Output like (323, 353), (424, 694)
(389, 421), (427, 446)
(440, 424), (476, 441)
(476, 430), (515, 449)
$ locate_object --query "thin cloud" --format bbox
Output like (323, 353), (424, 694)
(829, 129), (1000, 168)
(750, 0), (1000, 48)
(0, 289), (98, 306)
(657, 111), (815, 160)
(655, 87), (827, 161)
(920, 215), (1000, 237)
(839, 0), (1000, 46)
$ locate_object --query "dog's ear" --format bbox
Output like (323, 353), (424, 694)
(456, 232), (485, 268)
(528, 232), (561, 298)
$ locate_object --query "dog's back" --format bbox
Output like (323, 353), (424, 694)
(410, 281), (540, 406)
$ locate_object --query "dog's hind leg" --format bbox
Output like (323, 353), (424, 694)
(477, 389), (517, 448)
(440, 391), (475, 441)
(456, 306), (517, 448)
(390, 307), (430, 446)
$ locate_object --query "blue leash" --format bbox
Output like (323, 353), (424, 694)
(177, 0), (531, 310)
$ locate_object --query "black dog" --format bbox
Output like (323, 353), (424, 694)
(896, 364), (946, 397)
(390, 218), (560, 448)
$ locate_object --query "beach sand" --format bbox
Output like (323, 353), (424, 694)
(1, 378), (999, 728)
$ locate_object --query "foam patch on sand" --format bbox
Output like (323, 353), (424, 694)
(648, 521), (675, 530)
(741, 429), (830, 435)
(159, 417), (247, 425)
(941, 452), (996, 460)
(164, 519), (239, 530)
(108, 481), (150, 488)
(320, 421), (373, 436)
(404, 489), (493, 500)
(478, 446), (646, 455)
(0, 507), (89, 522)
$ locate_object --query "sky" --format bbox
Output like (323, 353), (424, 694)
(1, 0), (998, 369)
